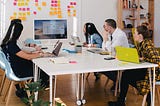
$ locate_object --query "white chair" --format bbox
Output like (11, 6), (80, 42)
(0, 50), (33, 105)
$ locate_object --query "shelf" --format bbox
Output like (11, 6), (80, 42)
(126, 17), (137, 20)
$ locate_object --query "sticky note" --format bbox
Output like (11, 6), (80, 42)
(33, 11), (37, 15)
(42, 2), (46, 6)
(37, 7), (42, 11)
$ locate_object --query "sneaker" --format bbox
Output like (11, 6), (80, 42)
(108, 101), (125, 106)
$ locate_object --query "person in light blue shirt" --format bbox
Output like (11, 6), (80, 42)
(83, 22), (103, 48)
(83, 22), (103, 80)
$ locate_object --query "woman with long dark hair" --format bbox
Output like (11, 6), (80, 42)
(1, 19), (50, 98)
(83, 22), (103, 48)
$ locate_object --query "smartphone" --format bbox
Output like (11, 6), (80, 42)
(104, 57), (115, 60)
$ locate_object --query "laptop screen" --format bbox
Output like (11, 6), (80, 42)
(115, 46), (139, 63)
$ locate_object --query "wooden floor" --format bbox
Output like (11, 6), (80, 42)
(0, 73), (159, 106)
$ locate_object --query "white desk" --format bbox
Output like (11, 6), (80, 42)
(33, 49), (157, 106)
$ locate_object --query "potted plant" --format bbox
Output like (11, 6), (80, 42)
(22, 80), (50, 106)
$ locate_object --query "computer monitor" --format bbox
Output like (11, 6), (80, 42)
(34, 19), (67, 40)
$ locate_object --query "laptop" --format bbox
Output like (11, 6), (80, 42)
(115, 46), (140, 63)
(87, 48), (109, 55)
(52, 41), (63, 56)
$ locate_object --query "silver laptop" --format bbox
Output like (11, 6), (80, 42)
(87, 48), (107, 54)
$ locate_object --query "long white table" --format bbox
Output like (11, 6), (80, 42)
(32, 49), (158, 106)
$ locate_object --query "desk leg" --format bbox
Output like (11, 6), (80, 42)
(50, 75), (54, 106)
(81, 73), (86, 104)
(76, 73), (86, 106)
(149, 67), (155, 106)
(152, 67), (155, 106)
(34, 64), (39, 101)
(76, 74), (80, 104)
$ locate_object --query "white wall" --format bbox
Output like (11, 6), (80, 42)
(81, 0), (117, 41)
(154, 0), (160, 47)
(2, 0), (117, 43)
(2, 0), (160, 46)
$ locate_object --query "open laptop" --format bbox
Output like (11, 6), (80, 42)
(87, 48), (109, 55)
(115, 46), (140, 63)
(52, 41), (63, 56)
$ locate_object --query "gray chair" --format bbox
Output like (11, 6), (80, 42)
(0, 50), (33, 105)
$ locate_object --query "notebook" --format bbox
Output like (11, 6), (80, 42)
(115, 46), (140, 63)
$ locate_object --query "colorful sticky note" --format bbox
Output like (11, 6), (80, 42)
(42, 2), (46, 6)
(37, 7), (42, 11)
(27, 8), (30, 11)
(33, 11), (37, 15)
(13, 2), (17, 6)
(10, 16), (16, 20)
(13, 12), (17, 16)
(35, 3), (38, 6)
(58, 15), (62, 18)
(73, 14), (76, 17)
(25, 3), (28, 6)
(49, 11), (54, 16)
(27, 12), (30, 15)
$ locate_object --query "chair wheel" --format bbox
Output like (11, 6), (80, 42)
(76, 100), (82, 105)
(82, 99), (86, 104)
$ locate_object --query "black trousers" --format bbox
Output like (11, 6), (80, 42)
(118, 68), (147, 102)
(100, 71), (118, 82)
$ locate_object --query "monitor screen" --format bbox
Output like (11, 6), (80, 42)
(34, 19), (67, 40)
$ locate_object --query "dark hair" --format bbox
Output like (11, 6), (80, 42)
(136, 25), (150, 39)
(1, 19), (23, 47)
(105, 19), (117, 29)
(84, 22), (103, 43)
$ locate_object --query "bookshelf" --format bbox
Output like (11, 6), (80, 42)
(117, 0), (154, 44)
(117, 0), (143, 29)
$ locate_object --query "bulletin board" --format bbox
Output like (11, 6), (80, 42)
(5, 0), (81, 41)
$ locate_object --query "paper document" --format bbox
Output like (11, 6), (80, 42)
(50, 57), (69, 64)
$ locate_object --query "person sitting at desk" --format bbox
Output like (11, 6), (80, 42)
(83, 22), (103, 48)
(108, 25), (160, 106)
(83, 22), (103, 80)
(10, 19), (42, 53)
(0, 19), (52, 98)
(101, 19), (129, 91)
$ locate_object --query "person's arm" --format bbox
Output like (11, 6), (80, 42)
(102, 30), (109, 43)
(143, 40), (160, 64)
(92, 39), (102, 48)
(16, 51), (42, 60)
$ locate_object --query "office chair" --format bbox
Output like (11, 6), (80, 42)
(0, 50), (33, 105)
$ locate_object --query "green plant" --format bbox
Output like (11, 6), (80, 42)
(22, 80), (50, 106)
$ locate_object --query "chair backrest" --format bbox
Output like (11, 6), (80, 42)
(0, 50), (33, 81)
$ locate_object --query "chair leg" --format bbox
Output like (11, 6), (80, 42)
(25, 82), (32, 104)
(142, 94), (147, 106)
(2, 80), (11, 102)
(104, 78), (109, 89)
(86, 73), (90, 79)
(0, 74), (6, 95)
(114, 71), (122, 96)
(156, 86), (160, 105)
(5, 81), (14, 106)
